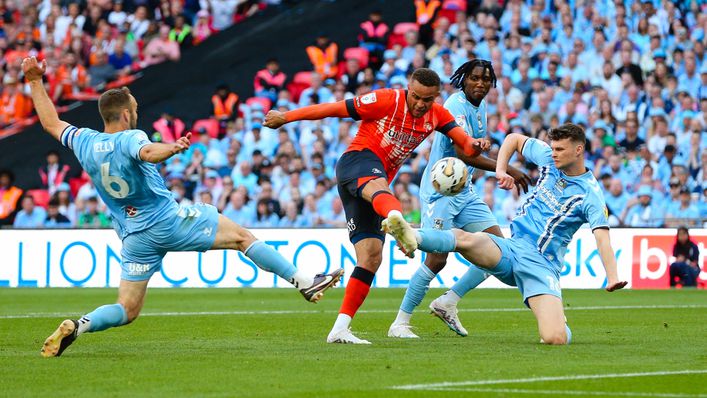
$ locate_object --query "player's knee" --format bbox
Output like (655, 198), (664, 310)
(358, 252), (382, 272)
(232, 228), (256, 252)
(425, 257), (447, 273)
(454, 230), (480, 251)
(540, 329), (568, 345)
(119, 299), (143, 323)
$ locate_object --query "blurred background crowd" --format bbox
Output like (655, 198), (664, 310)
(1, 0), (705, 229)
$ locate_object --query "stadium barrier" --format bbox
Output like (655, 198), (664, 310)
(0, 229), (704, 289)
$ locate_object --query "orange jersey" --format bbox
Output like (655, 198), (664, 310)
(345, 88), (457, 181)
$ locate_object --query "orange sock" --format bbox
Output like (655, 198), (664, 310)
(371, 191), (402, 218)
(339, 267), (375, 317)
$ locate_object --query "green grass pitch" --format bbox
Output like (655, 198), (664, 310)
(1, 288), (705, 397)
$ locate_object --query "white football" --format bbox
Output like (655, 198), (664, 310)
(430, 157), (468, 196)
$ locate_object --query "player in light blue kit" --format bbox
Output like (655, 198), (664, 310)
(388, 60), (530, 338)
(21, 57), (343, 358)
(386, 123), (627, 344)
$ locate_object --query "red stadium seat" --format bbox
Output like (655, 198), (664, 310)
(293, 71), (313, 85)
(68, 177), (86, 198)
(245, 97), (272, 113)
(26, 189), (50, 209)
(286, 82), (308, 103)
(437, 8), (459, 23)
(393, 22), (419, 35)
(344, 47), (369, 68)
(387, 33), (407, 49)
(191, 118), (219, 139)
(442, 0), (466, 11)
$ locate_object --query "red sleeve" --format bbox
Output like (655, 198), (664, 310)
(434, 103), (457, 134)
(345, 89), (395, 121)
(284, 101), (349, 122)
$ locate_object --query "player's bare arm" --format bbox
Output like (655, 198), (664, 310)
(593, 228), (628, 292)
(264, 101), (350, 129)
(496, 133), (529, 190)
(139, 132), (192, 163)
(454, 148), (532, 194)
(22, 56), (70, 141)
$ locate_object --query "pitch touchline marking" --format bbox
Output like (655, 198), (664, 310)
(423, 387), (707, 397)
(1, 304), (705, 319)
(391, 370), (707, 390)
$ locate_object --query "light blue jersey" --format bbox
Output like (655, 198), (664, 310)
(61, 125), (178, 239)
(511, 138), (610, 270)
(419, 91), (487, 204)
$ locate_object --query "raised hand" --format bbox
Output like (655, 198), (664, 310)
(174, 132), (192, 154)
(507, 166), (532, 194)
(496, 170), (515, 190)
(22, 56), (47, 82)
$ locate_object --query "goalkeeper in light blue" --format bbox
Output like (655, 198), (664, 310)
(387, 124), (628, 344)
(388, 60), (530, 339)
(22, 57), (343, 358)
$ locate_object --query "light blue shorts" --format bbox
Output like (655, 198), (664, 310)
(421, 190), (498, 233)
(120, 203), (220, 281)
(486, 234), (562, 306)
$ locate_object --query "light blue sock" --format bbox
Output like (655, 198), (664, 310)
(84, 304), (128, 333)
(565, 324), (572, 345)
(450, 266), (488, 298)
(245, 240), (297, 281)
(417, 229), (456, 253)
(400, 265), (436, 314)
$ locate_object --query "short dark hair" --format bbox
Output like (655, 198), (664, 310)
(411, 68), (441, 87)
(548, 123), (586, 145)
(98, 87), (132, 123)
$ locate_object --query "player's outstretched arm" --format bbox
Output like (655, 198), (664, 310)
(139, 132), (192, 164)
(22, 57), (70, 141)
(454, 149), (532, 194)
(593, 228), (628, 292)
(263, 101), (350, 129)
(496, 133), (528, 190)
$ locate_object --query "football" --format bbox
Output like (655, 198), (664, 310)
(430, 157), (468, 196)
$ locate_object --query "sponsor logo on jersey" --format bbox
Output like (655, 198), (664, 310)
(555, 178), (567, 191)
(455, 114), (466, 128)
(424, 122), (433, 132)
(360, 92), (377, 105)
(126, 206), (138, 217)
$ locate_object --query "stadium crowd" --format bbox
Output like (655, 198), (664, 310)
(1, 0), (706, 230)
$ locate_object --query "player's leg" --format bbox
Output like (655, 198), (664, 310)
(389, 197), (453, 338)
(211, 213), (343, 302)
(327, 237), (382, 344)
(328, 158), (387, 344)
(40, 232), (158, 358)
(363, 178), (418, 257)
(527, 294), (571, 345)
(428, 197), (500, 335)
(415, 228), (503, 270)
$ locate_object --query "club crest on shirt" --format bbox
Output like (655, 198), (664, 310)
(126, 206), (138, 217)
(477, 113), (483, 129)
(360, 92), (377, 105)
(554, 178), (567, 192)
(433, 218), (444, 229)
(424, 122), (433, 132)
(455, 114), (466, 128)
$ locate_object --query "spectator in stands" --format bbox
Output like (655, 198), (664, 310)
(13, 194), (47, 228)
(51, 52), (88, 104)
(127, 5), (150, 40)
(38, 150), (70, 196)
(0, 169), (23, 226)
(222, 188), (256, 226)
(152, 107), (186, 143)
(254, 58), (286, 103)
(670, 226), (702, 287)
(667, 188), (701, 227)
(254, 197), (279, 227)
(192, 9), (215, 45)
(170, 14), (193, 50)
(306, 33), (338, 79)
(142, 23), (180, 67)
(211, 83), (238, 121)
(55, 182), (76, 225)
(399, 191), (420, 226)
(619, 118), (645, 152)
(624, 185), (663, 227)
(88, 50), (117, 89)
(203, 0), (238, 31)
(298, 72), (332, 107)
(358, 9), (388, 68)
(0, 76), (31, 126)
(44, 197), (71, 228)
(77, 196), (111, 228)
(278, 201), (306, 228)
(108, 1), (128, 28)
(605, 179), (629, 225)
(108, 36), (134, 75)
